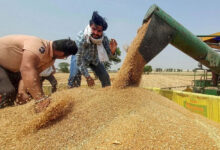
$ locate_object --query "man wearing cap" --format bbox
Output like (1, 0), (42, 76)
(0, 35), (78, 112)
(68, 11), (117, 88)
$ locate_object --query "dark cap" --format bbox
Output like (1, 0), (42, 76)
(89, 11), (108, 31)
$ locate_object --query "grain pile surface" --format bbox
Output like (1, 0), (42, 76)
(1, 87), (220, 150)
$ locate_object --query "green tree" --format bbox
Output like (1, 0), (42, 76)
(177, 69), (183, 72)
(104, 47), (121, 71)
(58, 62), (70, 73)
(155, 68), (163, 72)
(143, 65), (152, 74)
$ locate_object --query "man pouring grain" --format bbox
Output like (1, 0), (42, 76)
(0, 35), (78, 112)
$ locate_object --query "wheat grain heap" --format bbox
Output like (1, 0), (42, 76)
(1, 22), (220, 150)
(1, 88), (220, 149)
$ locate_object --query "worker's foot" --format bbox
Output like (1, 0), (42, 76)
(34, 97), (51, 113)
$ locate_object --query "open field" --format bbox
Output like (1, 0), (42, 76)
(139, 74), (194, 89)
(50, 72), (195, 91)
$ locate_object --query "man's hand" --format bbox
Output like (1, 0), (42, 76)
(16, 79), (31, 105)
(34, 97), (51, 113)
(16, 92), (31, 105)
(86, 76), (95, 87)
(109, 39), (117, 55)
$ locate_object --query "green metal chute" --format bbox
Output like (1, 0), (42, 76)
(139, 4), (220, 74)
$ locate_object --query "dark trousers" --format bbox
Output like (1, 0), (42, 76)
(68, 71), (82, 87)
(90, 63), (111, 87)
(69, 62), (110, 88)
(0, 66), (21, 108)
(40, 74), (57, 93)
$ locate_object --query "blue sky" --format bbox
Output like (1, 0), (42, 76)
(0, 0), (220, 70)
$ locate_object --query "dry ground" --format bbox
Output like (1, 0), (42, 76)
(139, 73), (194, 89)
(51, 72), (194, 90)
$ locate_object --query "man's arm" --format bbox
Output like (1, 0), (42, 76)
(76, 49), (95, 87)
(76, 32), (96, 86)
(103, 36), (117, 58)
(20, 50), (43, 100)
(76, 34), (90, 78)
(21, 50), (51, 113)
(77, 54), (90, 77)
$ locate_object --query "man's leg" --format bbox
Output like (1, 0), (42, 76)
(68, 56), (82, 88)
(0, 66), (20, 108)
(68, 55), (79, 87)
(68, 70), (82, 88)
(89, 62), (111, 87)
(46, 74), (57, 93)
(74, 71), (82, 87)
(40, 77), (46, 88)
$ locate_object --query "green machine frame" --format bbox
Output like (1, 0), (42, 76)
(137, 4), (220, 95)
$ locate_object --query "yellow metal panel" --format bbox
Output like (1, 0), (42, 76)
(200, 32), (220, 41)
(146, 87), (220, 123)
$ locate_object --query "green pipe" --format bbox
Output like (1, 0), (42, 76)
(141, 4), (220, 74)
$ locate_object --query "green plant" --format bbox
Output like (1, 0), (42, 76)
(58, 62), (70, 73)
(143, 65), (152, 74)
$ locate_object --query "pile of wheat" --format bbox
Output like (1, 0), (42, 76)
(1, 87), (220, 149)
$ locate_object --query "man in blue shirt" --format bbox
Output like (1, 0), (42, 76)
(68, 11), (117, 88)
